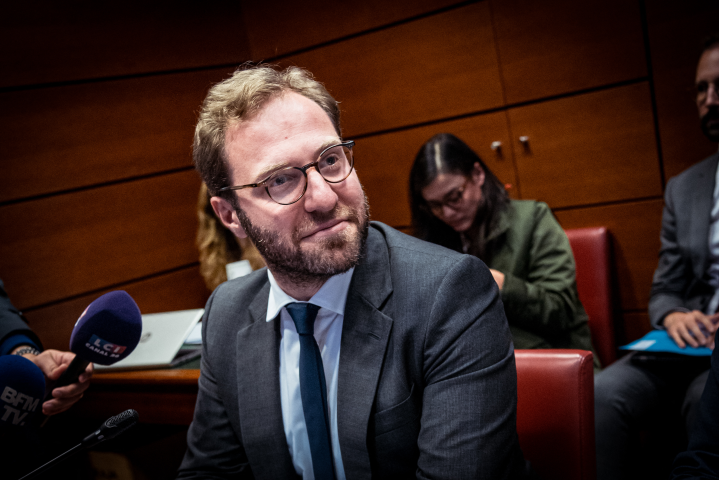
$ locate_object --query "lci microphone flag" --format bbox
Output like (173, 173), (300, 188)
(69, 290), (142, 365)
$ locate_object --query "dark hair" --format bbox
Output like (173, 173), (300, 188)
(409, 133), (509, 260)
(702, 32), (719, 54)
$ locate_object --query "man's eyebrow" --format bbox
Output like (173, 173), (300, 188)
(255, 162), (291, 182)
(253, 139), (342, 182)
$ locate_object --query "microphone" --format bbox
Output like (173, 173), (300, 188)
(0, 355), (45, 430)
(47, 290), (142, 397)
(18, 409), (139, 479)
(1, 356), (47, 478)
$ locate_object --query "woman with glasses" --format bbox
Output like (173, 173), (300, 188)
(409, 133), (594, 354)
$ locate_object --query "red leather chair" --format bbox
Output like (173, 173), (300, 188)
(565, 227), (616, 366)
(516, 349), (596, 480)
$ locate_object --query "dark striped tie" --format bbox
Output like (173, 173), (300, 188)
(286, 302), (336, 480)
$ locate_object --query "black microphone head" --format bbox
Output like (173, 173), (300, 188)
(0, 355), (45, 429)
(69, 290), (142, 365)
(82, 409), (139, 448)
(102, 409), (139, 435)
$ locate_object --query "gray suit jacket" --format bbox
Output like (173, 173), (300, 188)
(178, 222), (524, 479)
(649, 153), (719, 328)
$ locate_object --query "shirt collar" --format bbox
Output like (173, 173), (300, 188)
(266, 267), (355, 322)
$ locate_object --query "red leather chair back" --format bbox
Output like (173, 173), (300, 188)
(565, 227), (616, 366)
(516, 349), (596, 480)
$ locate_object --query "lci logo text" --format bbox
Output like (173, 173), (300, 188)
(1, 386), (40, 426)
(86, 334), (127, 358)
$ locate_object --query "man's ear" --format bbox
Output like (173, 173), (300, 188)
(210, 196), (248, 238)
(472, 162), (486, 188)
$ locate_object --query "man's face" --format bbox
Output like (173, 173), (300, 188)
(696, 45), (719, 142)
(217, 92), (369, 285)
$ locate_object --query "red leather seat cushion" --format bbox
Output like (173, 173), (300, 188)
(516, 349), (596, 480)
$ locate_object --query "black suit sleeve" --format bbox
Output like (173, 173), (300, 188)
(0, 279), (43, 354)
(417, 255), (525, 480)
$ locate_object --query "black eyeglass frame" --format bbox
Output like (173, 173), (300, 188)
(217, 140), (355, 205)
(423, 177), (470, 216)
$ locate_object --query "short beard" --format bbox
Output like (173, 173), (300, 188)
(233, 195), (370, 288)
(700, 106), (719, 142)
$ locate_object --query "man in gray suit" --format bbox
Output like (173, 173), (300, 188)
(177, 65), (525, 479)
(594, 35), (719, 480)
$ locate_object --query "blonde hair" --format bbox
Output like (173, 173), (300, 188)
(193, 64), (341, 199)
(197, 183), (265, 291)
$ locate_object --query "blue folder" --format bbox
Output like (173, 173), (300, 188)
(619, 330), (712, 356)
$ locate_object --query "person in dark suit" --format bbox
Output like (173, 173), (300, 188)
(670, 34), (719, 480)
(177, 65), (525, 479)
(594, 35), (719, 480)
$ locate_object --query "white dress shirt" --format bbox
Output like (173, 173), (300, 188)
(266, 268), (354, 480)
(706, 161), (719, 314)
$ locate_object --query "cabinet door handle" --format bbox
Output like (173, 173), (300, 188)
(518, 136), (529, 145)
(491, 141), (502, 151)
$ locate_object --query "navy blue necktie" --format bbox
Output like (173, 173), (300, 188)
(286, 303), (336, 480)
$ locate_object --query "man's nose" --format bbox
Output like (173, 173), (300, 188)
(707, 82), (719, 106)
(303, 168), (338, 212)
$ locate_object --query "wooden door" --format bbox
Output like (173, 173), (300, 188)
(508, 83), (661, 209)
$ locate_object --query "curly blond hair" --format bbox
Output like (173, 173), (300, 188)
(197, 183), (264, 291)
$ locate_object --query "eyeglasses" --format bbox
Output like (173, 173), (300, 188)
(218, 141), (355, 205)
(424, 178), (469, 216)
(695, 79), (719, 105)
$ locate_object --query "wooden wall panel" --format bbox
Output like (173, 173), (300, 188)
(243, 0), (460, 60)
(1, 69), (233, 203)
(554, 199), (663, 313)
(0, 170), (202, 310)
(280, 2), (503, 137)
(2, 1), (249, 88)
(509, 83), (661, 208)
(23, 266), (209, 351)
(491, 0), (647, 104)
(358, 111), (517, 228)
(645, 0), (719, 181)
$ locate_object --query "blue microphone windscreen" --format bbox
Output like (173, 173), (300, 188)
(0, 355), (45, 428)
(69, 290), (142, 365)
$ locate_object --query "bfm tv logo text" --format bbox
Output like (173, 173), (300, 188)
(1, 386), (39, 426)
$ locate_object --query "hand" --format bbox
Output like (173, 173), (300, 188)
(489, 269), (505, 290)
(663, 310), (719, 349)
(21, 350), (93, 415)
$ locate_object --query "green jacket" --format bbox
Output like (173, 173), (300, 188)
(486, 200), (594, 356)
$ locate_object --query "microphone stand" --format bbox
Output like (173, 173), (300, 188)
(17, 409), (138, 480)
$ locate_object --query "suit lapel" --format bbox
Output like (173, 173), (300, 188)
(236, 281), (296, 479)
(690, 154), (718, 278)
(337, 229), (394, 478)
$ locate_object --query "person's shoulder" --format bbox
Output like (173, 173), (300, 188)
(668, 153), (718, 187)
(505, 199), (556, 230)
(369, 221), (466, 264)
(210, 268), (269, 307)
(507, 198), (548, 217)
